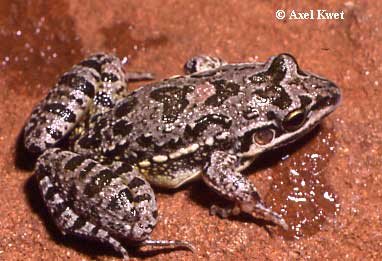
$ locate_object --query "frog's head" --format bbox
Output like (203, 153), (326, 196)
(239, 53), (341, 158)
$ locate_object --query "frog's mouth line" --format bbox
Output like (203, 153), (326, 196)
(239, 103), (340, 159)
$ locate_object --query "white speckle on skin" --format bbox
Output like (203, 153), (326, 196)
(188, 143), (200, 153)
(169, 151), (182, 159)
(168, 143), (200, 159)
(138, 160), (151, 167)
(205, 136), (214, 146)
(152, 155), (168, 163)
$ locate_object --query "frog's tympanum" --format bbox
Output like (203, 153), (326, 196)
(24, 53), (341, 259)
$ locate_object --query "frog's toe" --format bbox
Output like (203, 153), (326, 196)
(240, 200), (289, 230)
(141, 238), (195, 253)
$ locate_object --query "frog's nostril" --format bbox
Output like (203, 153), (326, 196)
(333, 88), (342, 106)
(328, 82), (341, 106)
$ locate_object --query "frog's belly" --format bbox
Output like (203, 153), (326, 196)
(139, 166), (202, 189)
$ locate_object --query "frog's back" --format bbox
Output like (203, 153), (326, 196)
(73, 63), (263, 165)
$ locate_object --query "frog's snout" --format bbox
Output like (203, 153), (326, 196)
(330, 82), (342, 107)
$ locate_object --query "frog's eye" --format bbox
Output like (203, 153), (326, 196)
(252, 129), (275, 145)
(283, 109), (306, 132)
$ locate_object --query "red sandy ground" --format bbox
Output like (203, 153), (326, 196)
(1, 1), (381, 260)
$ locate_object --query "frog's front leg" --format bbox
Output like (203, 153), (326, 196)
(184, 55), (227, 74)
(36, 148), (194, 259)
(202, 151), (288, 230)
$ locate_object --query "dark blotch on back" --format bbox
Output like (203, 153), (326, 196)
(103, 144), (128, 162)
(255, 85), (292, 110)
(186, 114), (232, 137)
(113, 120), (133, 136)
(204, 80), (240, 106)
(77, 135), (101, 149)
(150, 85), (195, 123)
(136, 135), (153, 148)
(248, 55), (294, 109)
(115, 96), (138, 118)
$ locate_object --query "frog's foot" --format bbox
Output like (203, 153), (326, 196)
(209, 204), (240, 218)
(24, 53), (136, 154)
(184, 55), (227, 74)
(203, 151), (288, 230)
(141, 239), (195, 252)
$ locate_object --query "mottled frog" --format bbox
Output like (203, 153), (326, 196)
(24, 53), (341, 259)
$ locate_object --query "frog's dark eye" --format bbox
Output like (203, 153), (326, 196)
(252, 129), (275, 145)
(283, 109), (306, 132)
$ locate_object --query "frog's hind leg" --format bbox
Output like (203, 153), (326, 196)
(35, 148), (194, 259)
(35, 148), (131, 259)
(202, 151), (288, 230)
(24, 54), (131, 154)
(184, 55), (227, 74)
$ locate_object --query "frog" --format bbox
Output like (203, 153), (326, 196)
(23, 53), (341, 259)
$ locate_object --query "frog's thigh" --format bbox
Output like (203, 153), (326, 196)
(183, 55), (227, 74)
(35, 148), (132, 259)
(24, 54), (126, 154)
(202, 151), (288, 229)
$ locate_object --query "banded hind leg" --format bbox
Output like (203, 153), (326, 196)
(203, 151), (288, 230)
(35, 148), (193, 259)
(24, 54), (153, 154)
